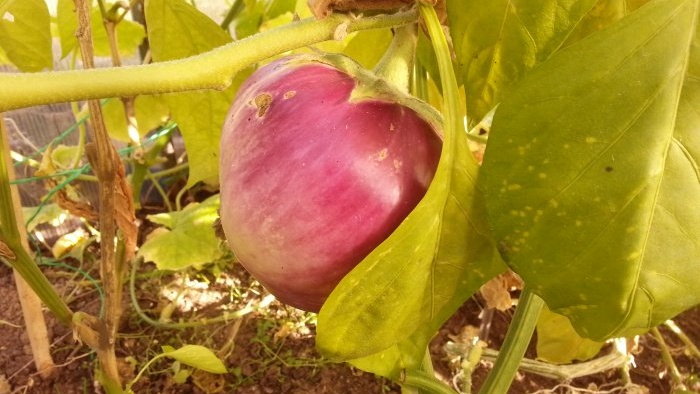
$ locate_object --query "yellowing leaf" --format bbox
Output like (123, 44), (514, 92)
(138, 195), (222, 271)
(447, 0), (601, 122)
(56, 0), (146, 60)
(0, 0), (52, 71)
(102, 95), (170, 142)
(536, 305), (604, 364)
(161, 345), (227, 374)
(145, 0), (237, 187)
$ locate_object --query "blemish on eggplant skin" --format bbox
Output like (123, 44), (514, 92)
(254, 93), (273, 117)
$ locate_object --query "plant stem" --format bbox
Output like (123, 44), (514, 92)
(220, 0), (244, 30)
(74, 0), (126, 389)
(664, 319), (700, 359)
(374, 23), (418, 94)
(402, 370), (458, 394)
(0, 117), (74, 327)
(478, 288), (544, 394)
(0, 10), (418, 112)
(651, 327), (686, 390)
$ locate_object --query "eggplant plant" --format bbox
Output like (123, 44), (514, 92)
(0, 0), (698, 393)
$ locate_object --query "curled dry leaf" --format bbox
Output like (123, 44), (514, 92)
(479, 270), (523, 311)
(35, 146), (98, 221)
(0, 240), (16, 261)
(111, 148), (137, 259)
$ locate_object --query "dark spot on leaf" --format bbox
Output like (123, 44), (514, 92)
(254, 93), (273, 117)
(605, 166), (614, 172)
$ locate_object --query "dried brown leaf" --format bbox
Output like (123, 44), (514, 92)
(480, 270), (523, 311)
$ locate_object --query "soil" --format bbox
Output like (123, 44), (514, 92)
(1, 252), (699, 394)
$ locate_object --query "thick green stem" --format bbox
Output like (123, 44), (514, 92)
(0, 119), (74, 326)
(374, 23), (418, 94)
(402, 370), (458, 394)
(0, 11), (418, 112)
(478, 288), (544, 394)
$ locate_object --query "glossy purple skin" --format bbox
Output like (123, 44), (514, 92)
(220, 57), (441, 312)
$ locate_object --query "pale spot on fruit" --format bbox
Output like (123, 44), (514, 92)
(538, 173), (547, 179)
(283, 91), (296, 99)
(2, 12), (14, 22)
(389, 123), (396, 132)
(585, 136), (598, 143)
(373, 148), (388, 161)
(393, 159), (402, 171)
(254, 93), (273, 117)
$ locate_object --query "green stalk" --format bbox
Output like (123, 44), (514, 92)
(651, 327), (686, 390)
(402, 370), (458, 394)
(0, 11), (418, 112)
(374, 23), (418, 94)
(478, 288), (544, 394)
(0, 118), (74, 326)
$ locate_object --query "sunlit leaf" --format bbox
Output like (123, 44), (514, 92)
(536, 305), (604, 364)
(138, 195), (222, 271)
(145, 0), (237, 187)
(22, 204), (68, 233)
(342, 29), (393, 69)
(102, 96), (170, 142)
(56, 0), (146, 60)
(447, 0), (600, 122)
(561, 0), (651, 47)
(161, 345), (227, 374)
(0, 0), (52, 71)
(91, 9), (145, 58)
(481, 0), (700, 340)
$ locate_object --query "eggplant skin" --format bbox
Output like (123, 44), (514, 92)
(220, 55), (442, 312)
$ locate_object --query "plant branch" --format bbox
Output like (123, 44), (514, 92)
(0, 10), (418, 112)
(74, 0), (124, 390)
(651, 327), (686, 390)
(401, 370), (458, 394)
(0, 117), (74, 326)
(478, 288), (544, 394)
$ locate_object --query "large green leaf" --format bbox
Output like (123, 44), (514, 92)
(0, 0), (52, 72)
(145, 0), (236, 187)
(447, 0), (601, 122)
(481, 0), (700, 340)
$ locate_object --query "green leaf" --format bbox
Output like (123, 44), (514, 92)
(161, 345), (227, 374)
(91, 9), (145, 58)
(0, 0), (52, 72)
(56, 0), (146, 60)
(101, 95), (170, 142)
(536, 305), (604, 364)
(316, 5), (505, 368)
(342, 29), (393, 69)
(146, 0), (236, 187)
(561, 0), (651, 47)
(138, 194), (222, 271)
(481, 0), (700, 340)
(447, 0), (601, 122)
